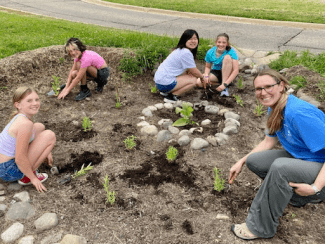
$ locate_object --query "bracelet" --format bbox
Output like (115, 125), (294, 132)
(204, 76), (209, 78)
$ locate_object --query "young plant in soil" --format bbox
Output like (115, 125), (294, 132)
(149, 83), (158, 93)
(115, 86), (121, 108)
(237, 75), (244, 89)
(124, 135), (137, 150)
(72, 163), (93, 179)
(59, 57), (65, 65)
(172, 102), (197, 127)
(213, 167), (225, 192)
(51, 75), (61, 96)
(233, 94), (244, 107)
(166, 146), (178, 162)
(0, 86), (7, 90)
(103, 175), (115, 205)
(82, 116), (92, 132)
(254, 99), (266, 116)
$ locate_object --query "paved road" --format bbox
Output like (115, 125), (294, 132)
(1, 0), (325, 53)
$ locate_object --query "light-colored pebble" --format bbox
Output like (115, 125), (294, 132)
(179, 129), (190, 136)
(18, 235), (34, 244)
(13, 191), (30, 202)
(6, 202), (35, 220)
(205, 105), (219, 114)
(142, 108), (153, 117)
(34, 213), (59, 231)
(154, 103), (164, 109)
(224, 111), (240, 121)
(223, 126), (238, 135)
(60, 234), (87, 244)
(201, 119), (211, 126)
(168, 126), (180, 134)
(207, 136), (218, 147)
(137, 121), (150, 127)
(178, 135), (191, 146)
(157, 130), (173, 142)
(216, 214), (230, 220)
(147, 106), (157, 111)
(140, 125), (158, 136)
(164, 103), (174, 109)
(1, 222), (24, 243)
(191, 138), (209, 150)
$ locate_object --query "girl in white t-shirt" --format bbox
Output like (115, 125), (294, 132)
(154, 29), (207, 102)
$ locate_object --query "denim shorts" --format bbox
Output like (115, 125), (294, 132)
(0, 158), (24, 182)
(156, 80), (177, 93)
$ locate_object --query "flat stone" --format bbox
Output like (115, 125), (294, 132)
(201, 119), (211, 126)
(142, 108), (153, 117)
(6, 202), (35, 220)
(154, 103), (164, 109)
(60, 234), (87, 244)
(34, 213), (59, 231)
(191, 138), (209, 150)
(223, 126), (238, 135)
(205, 105), (219, 114)
(224, 111), (240, 121)
(18, 235), (34, 244)
(157, 130), (173, 142)
(1, 222), (24, 243)
(13, 191), (30, 202)
(225, 118), (240, 127)
(168, 126), (180, 134)
(137, 121), (150, 127)
(178, 135), (190, 146)
(140, 125), (158, 136)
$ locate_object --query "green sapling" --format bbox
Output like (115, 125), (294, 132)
(103, 175), (115, 205)
(82, 117), (92, 132)
(166, 146), (178, 162)
(213, 167), (225, 192)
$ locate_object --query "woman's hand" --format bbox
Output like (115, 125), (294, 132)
(216, 84), (226, 92)
(58, 87), (69, 99)
(31, 178), (47, 193)
(289, 182), (315, 196)
(229, 160), (245, 184)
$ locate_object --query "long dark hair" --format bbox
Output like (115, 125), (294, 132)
(65, 37), (87, 56)
(176, 29), (199, 58)
(216, 33), (231, 52)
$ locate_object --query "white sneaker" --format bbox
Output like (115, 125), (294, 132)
(220, 88), (229, 97)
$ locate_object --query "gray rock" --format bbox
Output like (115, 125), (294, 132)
(178, 135), (190, 146)
(154, 103), (164, 109)
(140, 125), (158, 136)
(72, 120), (79, 126)
(201, 119), (211, 126)
(207, 136), (218, 147)
(223, 126), (238, 135)
(168, 126), (180, 134)
(40, 232), (63, 244)
(34, 213), (58, 231)
(7, 183), (22, 192)
(205, 105), (219, 114)
(224, 118), (240, 127)
(164, 103), (174, 110)
(191, 138), (209, 150)
(18, 235), (34, 244)
(13, 191), (30, 202)
(174, 100), (183, 108)
(224, 111), (240, 121)
(1, 222), (24, 243)
(215, 133), (229, 141)
(158, 119), (172, 125)
(6, 202), (35, 220)
(157, 130), (173, 142)
(147, 106), (157, 111)
(60, 234), (87, 244)
(179, 129), (190, 137)
(50, 166), (59, 175)
(142, 108), (153, 117)
(0, 204), (7, 211)
(162, 121), (173, 129)
(200, 100), (209, 107)
(137, 121), (150, 127)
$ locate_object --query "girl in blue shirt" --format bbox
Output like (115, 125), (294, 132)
(203, 33), (239, 96)
(229, 69), (325, 240)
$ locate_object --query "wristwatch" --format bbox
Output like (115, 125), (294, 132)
(223, 83), (228, 88)
(311, 184), (321, 196)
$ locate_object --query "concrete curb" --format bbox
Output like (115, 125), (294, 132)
(83, 0), (325, 30)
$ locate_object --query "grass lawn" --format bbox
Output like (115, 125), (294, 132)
(103, 0), (325, 24)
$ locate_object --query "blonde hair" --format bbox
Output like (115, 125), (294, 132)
(11, 87), (36, 119)
(253, 69), (290, 135)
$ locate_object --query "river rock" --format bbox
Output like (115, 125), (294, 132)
(178, 135), (190, 146)
(191, 138), (209, 150)
(157, 130), (173, 142)
(1, 222), (24, 243)
(140, 125), (158, 136)
(34, 213), (59, 231)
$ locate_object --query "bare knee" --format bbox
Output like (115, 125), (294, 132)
(40, 130), (56, 145)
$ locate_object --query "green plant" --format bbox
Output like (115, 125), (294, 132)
(318, 80), (325, 101)
(149, 83), (158, 93)
(124, 135), (137, 150)
(72, 163), (93, 179)
(213, 167), (225, 192)
(233, 94), (244, 107)
(82, 116), (92, 132)
(289, 75), (307, 90)
(286, 212), (297, 219)
(0, 86), (7, 90)
(115, 86), (121, 108)
(51, 75), (61, 96)
(237, 76), (244, 89)
(103, 175), (116, 205)
(172, 102), (197, 127)
(166, 146), (178, 162)
(59, 57), (65, 65)
(254, 100), (265, 116)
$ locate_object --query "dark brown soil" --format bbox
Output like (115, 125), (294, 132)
(0, 46), (325, 243)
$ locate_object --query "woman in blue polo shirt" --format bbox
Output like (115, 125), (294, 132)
(203, 33), (239, 96)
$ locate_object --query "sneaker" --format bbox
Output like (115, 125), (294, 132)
(75, 89), (91, 101)
(160, 92), (169, 97)
(18, 172), (48, 186)
(220, 88), (229, 97)
(95, 78), (107, 92)
(289, 197), (323, 208)
(164, 93), (179, 103)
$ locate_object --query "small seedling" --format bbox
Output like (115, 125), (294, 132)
(237, 76), (244, 89)
(59, 57), (65, 65)
(82, 116), (92, 132)
(166, 146), (178, 162)
(124, 135), (137, 150)
(289, 75), (307, 90)
(72, 163), (93, 179)
(149, 83), (158, 93)
(286, 212), (297, 219)
(213, 167), (225, 192)
(103, 175), (115, 205)
(51, 75), (61, 96)
(172, 102), (197, 127)
(254, 99), (265, 116)
(233, 94), (244, 107)
(115, 86), (121, 108)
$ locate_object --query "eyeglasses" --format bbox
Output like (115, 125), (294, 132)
(255, 82), (280, 94)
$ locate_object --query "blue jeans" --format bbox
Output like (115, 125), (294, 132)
(156, 80), (177, 93)
(0, 158), (24, 182)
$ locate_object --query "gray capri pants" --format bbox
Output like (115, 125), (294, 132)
(245, 150), (325, 238)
